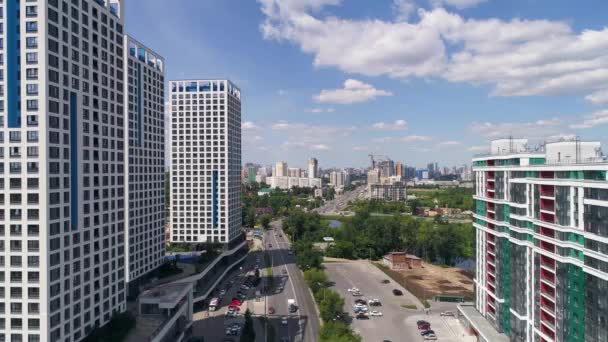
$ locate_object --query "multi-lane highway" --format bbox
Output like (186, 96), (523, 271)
(313, 185), (367, 215)
(264, 221), (320, 342)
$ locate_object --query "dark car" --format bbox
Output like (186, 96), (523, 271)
(417, 320), (430, 326)
(421, 330), (436, 336)
(418, 324), (431, 331)
(392, 289), (403, 296)
(381, 279), (390, 284)
(354, 299), (366, 305)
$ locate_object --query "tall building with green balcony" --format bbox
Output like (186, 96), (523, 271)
(464, 138), (608, 342)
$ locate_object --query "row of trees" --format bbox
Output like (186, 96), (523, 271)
(283, 205), (473, 266)
(302, 266), (361, 341)
(408, 187), (474, 211)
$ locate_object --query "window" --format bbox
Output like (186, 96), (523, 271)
(26, 68), (38, 80)
(26, 52), (38, 64)
(26, 37), (38, 48)
(26, 84), (38, 95)
(25, 22), (38, 33)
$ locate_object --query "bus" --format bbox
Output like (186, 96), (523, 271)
(209, 297), (219, 311)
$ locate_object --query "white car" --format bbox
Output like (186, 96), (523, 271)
(281, 317), (288, 325)
(352, 291), (363, 297)
(370, 310), (383, 317)
(347, 287), (359, 292)
(424, 334), (437, 340)
(354, 303), (367, 309)
(440, 311), (455, 317)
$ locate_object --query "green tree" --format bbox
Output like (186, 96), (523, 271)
(319, 322), (362, 342)
(318, 289), (344, 322)
(303, 268), (328, 292)
(259, 214), (272, 229)
(240, 309), (255, 342)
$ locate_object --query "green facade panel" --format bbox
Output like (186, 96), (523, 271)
(567, 264), (586, 342)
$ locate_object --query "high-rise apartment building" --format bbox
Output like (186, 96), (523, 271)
(275, 161), (287, 177)
(379, 160), (395, 177)
(395, 162), (404, 177)
(123, 36), (165, 287)
(170, 80), (242, 244)
(288, 168), (302, 178)
(0, 0), (161, 340)
(467, 138), (608, 342)
(308, 158), (318, 179)
(330, 171), (345, 188)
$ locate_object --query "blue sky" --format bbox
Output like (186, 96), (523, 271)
(125, 0), (608, 169)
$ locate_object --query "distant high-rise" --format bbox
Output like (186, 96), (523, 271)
(330, 171), (346, 188)
(308, 158), (318, 178)
(170, 80), (242, 244)
(288, 167), (302, 178)
(275, 161), (288, 177)
(379, 160), (395, 177)
(395, 162), (404, 177)
(367, 169), (381, 184)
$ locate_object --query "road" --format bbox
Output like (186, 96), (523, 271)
(325, 259), (471, 342)
(265, 220), (320, 342)
(313, 185), (367, 215)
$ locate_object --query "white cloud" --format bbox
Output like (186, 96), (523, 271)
(353, 146), (368, 151)
(570, 110), (608, 129)
(260, 1), (608, 100)
(437, 140), (462, 147)
(401, 135), (432, 142)
(314, 79), (393, 104)
(311, 144), (331, 150)
(242, 121), (259, 130)
(585, 89), (608, 105)
(271, 121), (292, 130)
(277, 89), (288, 96)
(372, 119), (408, 130)
(470, 118), (563, 138)
(309, 107), (336, 113)
(468, 145), (489, 152)
(393, 0), (416, 21)
(430, 0), (487, 10)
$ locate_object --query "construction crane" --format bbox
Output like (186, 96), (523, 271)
(368, 154), (390, 169)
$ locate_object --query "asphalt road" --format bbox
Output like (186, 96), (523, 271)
(265, 221), (321, 342)
(325, 260), (468, 342)
(313, 185), (367, 215)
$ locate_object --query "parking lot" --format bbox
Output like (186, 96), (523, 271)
(325, 259), (472, 342)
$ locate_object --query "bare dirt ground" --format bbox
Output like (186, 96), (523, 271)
(374, 261), (474, 302)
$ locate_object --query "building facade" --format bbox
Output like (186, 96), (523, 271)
(170, 80), (242, 244)
(0, 0), (158, 340)
(471, 139), (608, 342)
(308, 158), (318, 179)
(123, 36), (165, 287)
(266, 176), (321, 190)
(274, 161), (287, 177)
(368, 182), (406, 201)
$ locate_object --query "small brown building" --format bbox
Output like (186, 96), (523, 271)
(383, 252), (422, 270)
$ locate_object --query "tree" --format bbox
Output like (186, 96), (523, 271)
(259, 214), (272, 229)
(318, 289), (344, 323)
(240, 309), (255, 342)
(319, 322), (361, 342)
(303, 268), (328, 292)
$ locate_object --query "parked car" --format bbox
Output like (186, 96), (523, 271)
(423, 335), (437, 340)
(417, 320), (430, 326)
(354, 299), (367, 305)
(352, 291), (363, 297)
(418, 324), (431, 331)
(347, 287), (359, 292)
(370, 310), (383, 317)
(440, 311), (455, 317)
(421, 330), (435, 336)
(368, 299), (381, 306)
(381, 279), (390, 284)
(392, 289), (403, 296)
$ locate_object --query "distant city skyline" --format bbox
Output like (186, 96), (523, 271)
(129, 0), (608, 168)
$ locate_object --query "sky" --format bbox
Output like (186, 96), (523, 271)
(125, 0), (608, 169)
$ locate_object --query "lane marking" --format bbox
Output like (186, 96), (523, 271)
(272, 225), (303, 341)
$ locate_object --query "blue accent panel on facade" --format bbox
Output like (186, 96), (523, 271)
(70, 93), (79, 230)
(212, 170), (218, 227)
(137, 63), (142, 146)
(7, 0), (20, 128)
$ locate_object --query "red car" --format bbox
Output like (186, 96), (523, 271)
(231, 300), (241, 306)
(228, 305), (240, 311)
(418, 323), (430, 331)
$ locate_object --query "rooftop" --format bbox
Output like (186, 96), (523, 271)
(139, 282), (191, 309)
(458, 305), (509, 342)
